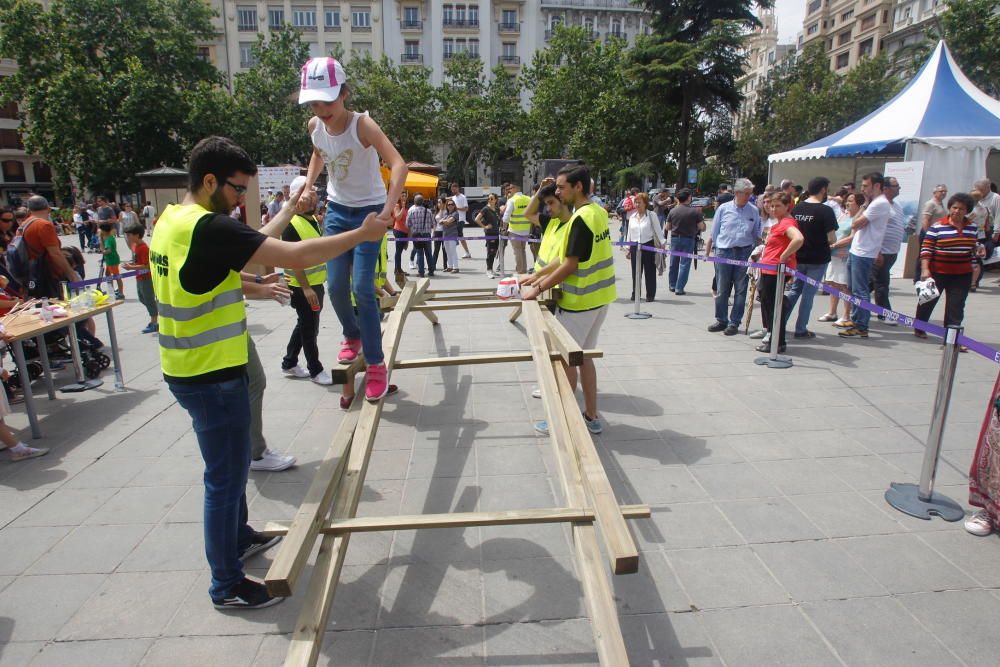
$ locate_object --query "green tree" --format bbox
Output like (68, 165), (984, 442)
(630, 0), (769, 188)
(0, 0), (221, 195)
(229, 30), (312, 166)
(349, 54), (437, 163)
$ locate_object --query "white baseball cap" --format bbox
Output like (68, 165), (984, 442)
(289, 175), (307, 195)
(298, 57), (347, 104)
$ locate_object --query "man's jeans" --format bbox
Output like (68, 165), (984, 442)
(669, 236), (696, 292)
(873, 252), (897, 313)
(714, 245), (753, 326)
(847, 253), (875, 331)
(170, 376), (255, 600)
(785, 262), (828, 335)
(325, 201), (386, 366)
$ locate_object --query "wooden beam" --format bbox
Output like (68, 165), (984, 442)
(426, 287), (497, 294)
(508, 303), (522, 322)
(411, 300), (518, 311)
(553, 360), (639, 575)
(423, 293), (498, 302)
(542, 310), (584, 366)
(260, 504), (651, 536)
(284, 278), (428, 667)
(393, 349), (602, 370)
(328, 355), (365, 385)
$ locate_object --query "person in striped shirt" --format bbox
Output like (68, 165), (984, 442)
(915, 192), (985, 346)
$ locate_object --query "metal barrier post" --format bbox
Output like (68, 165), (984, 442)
(754, 263), (792, 369)
(625, 242), (651, 320)
(885, 325), (964, 521)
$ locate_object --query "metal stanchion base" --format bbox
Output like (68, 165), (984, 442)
(625, 312), (652, 319)
(754, 354), (793, 369)
(884, 482), (964, 521)
(59, 379), (104, 393)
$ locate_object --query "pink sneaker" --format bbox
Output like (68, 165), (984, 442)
(338, 338), (362, 363)
(365, 364), (389, 402)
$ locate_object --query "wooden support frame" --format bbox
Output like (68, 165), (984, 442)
(273, 292), (646, 667)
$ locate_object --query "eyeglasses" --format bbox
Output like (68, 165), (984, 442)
(224, 180), (247, 195)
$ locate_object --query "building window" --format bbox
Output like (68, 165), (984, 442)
(838, 30), (852, 46)
(468, 5), (478, 25)
(195, 46), (211, 62)
(455, 4), (466, 24)
(236, 6), (258, 31)
(502, 42), (516, 58)
(325, 9), (340, 29)
(842, 9), (854, 21)
(469, 38), (479, 57)
(859, 38), (874, 58)
(584, 17), (594, 35)
(551, 15), (563, 29)
(502, 9), (516, 26)
(32, 162), (52, 183)
(308, 42), (323, 58)
(0, 131), (23, 151)
(808, 0), (822, 14)
(806, 22), (818, 35)
(861, 14), (875, 30)
(443, 38), (454, 58)
(2, 160), (25, 182)
(443, 4), (453, 23)
(883, 9), (889, 23)
(0, 99), (17, 120)
(293, 8), (317, 29)
(836, 52), (849, 69)
(352, 8), (371, 29)
(404, 40), (419, 56)
(269, 7), (284, 28)
(610, 19), (622, 37)
(403, 6), (420, 28)
(239, 42), (256, 68)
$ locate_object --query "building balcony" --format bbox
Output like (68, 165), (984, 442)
(443, 18), (480, 30)
(499, 55), (520, 65)
(401, 19), (423, 31)
(324, 24), (341, 32)
(443, 51), (480, 61)
(401, 53), (424, 64)
(352, 24), (372, 32)
(540, 0), (643, 11)
(237, 23), (258, 32)
(498, 22), (519, 33)
(294, 25), (317, 32)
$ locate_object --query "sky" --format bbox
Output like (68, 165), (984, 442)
(774, 0), (806, 44)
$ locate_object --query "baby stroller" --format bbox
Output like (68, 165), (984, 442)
(5, 322), (109, 389)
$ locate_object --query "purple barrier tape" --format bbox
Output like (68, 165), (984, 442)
(957, 335), (1000, 363)
(68, 269), (149, 288)
(389, 235), (510, 242)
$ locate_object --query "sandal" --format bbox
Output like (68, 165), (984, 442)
(817, 313), (838, 322)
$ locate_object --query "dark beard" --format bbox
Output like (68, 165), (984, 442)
(208, 188), (230, 214)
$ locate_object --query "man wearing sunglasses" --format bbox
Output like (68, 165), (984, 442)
(151, 136), (387, 612)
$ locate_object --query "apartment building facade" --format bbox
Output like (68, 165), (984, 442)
(882, 0), (947, 57)
(800, 0), (895, 72)
(0, 58), (54, 205)
(733, 9), (795, 134)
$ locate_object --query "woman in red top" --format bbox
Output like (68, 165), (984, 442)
(915, 192), (984, 343)
(756, 192), (803, 353)
(391, 191), (409, 278)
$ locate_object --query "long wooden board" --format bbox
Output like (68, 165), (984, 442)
(542, 310), (584, 366)
(394, 349), (602, 370)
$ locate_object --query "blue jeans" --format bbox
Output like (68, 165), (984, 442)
(669, 236), (696, 292)
(714, 245), (753, 326)
(169, 376), (254, 600)
(785, 262), (828, 335)
(847, 253), (875, 331)
(325, 201), (386, 365)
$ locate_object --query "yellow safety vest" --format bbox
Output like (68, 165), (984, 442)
(375, 233), (388, 289)
(150, 203), (248, 378)
(534, 217), (571, 273)
(507, 193), (531, 235)
(558, 203), (617, 312)
(285, 215), (328, 288)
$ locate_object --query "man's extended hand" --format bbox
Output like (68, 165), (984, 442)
(361, 213), (389, 241)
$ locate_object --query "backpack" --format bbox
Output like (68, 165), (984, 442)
(5, 219), (56, 298)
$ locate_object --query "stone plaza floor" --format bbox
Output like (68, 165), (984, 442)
(0, 238), (999, 666)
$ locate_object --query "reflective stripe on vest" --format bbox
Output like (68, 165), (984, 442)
(508, 193), (531, 234)
(285, 215), (328, 287)
(533, 218), (569, 273)
(558, 203), (617, 312)
(150, 203), (248, 378)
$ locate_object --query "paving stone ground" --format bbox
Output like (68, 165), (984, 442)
(1, 236), (999, 666)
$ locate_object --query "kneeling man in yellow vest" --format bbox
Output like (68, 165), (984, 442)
(151, 136), (387, 611)
(520, 164), (616, 436)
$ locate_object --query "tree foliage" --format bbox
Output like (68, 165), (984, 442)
(0, 0), (221, 195)
(930, 0), (999, 97)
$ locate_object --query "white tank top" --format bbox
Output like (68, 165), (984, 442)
(310, 111), (386, 207)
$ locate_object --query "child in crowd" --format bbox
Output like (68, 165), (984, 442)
(123, 225), (157, 333)
(98, 222), (124, 300)
(298, 56), (408, 402)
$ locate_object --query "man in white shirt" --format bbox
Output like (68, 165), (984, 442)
(873, 177), (904, 324)
(450, 181), (471, 259)
(840, 172), (889, 339)
(140, 201), (157, 236)
(975, 179), (999, 226)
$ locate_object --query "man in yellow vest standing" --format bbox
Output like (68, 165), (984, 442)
(280, 175), (332, 386)
(151, 136), (386, 610)
(503, 182), (532, 274)
(521, 164), (616, 435)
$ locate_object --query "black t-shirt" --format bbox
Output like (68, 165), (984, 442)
(791, 201), (838, 264)
(564, 216), (594, 264)
(166, 214), (267, 385)
(479, 206), (500, 234)
(666, 204), (702, 238)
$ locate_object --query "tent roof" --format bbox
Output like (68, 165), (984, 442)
(769, 41), (1000, 163)
(136, 166), (187, 176)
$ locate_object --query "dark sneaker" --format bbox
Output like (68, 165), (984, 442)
(212, 577), (283, 610)
(793, 331), (816, 339)
(724, 325), (739, 336)
(707, 321), (727, 333)
(838, 327), (868, 338)
(239, 533), (282, 561)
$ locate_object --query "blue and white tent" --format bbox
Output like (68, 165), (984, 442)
(769, 41), (1000, 162)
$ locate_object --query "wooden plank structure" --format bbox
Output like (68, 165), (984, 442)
(265, 281), (648, 666)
